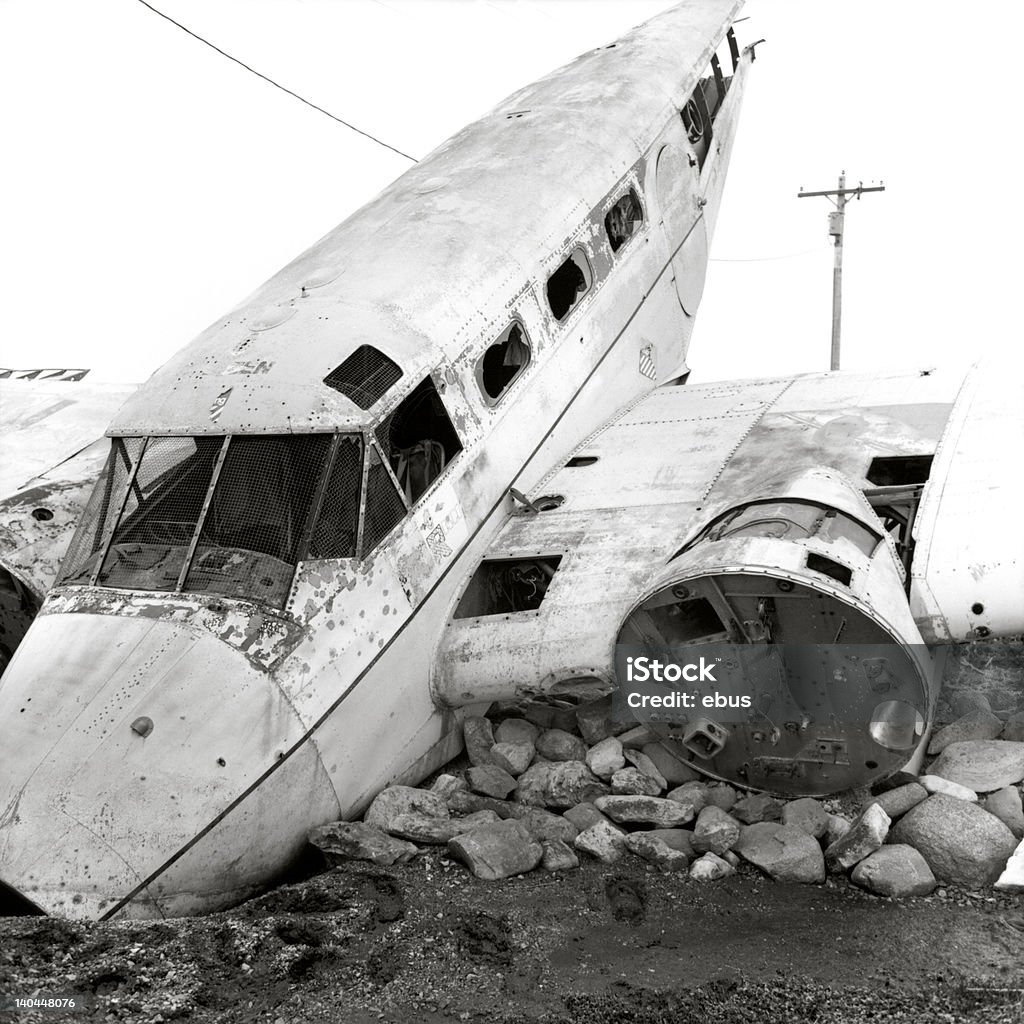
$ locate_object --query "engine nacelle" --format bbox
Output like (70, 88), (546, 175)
(615, 468), (941, 796)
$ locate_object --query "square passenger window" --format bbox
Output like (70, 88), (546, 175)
(477, 322), (531, 404)
(323, 345), (402, 410)
(605, 188), (644, 253)
(546, 249), (592, 321)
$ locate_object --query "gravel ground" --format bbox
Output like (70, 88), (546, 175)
(3, 852), (1024, 1024)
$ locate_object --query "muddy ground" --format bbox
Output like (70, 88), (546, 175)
(3, 853), (1024, 1024)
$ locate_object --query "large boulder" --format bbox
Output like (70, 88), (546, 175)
(850, 845), (937, 897)
(995, 836), (1024, 891)
(734, 823), (825, 884)
(611, 767), (662, 797)
(623, 749), (668, 791)
(595, 795), (696, 828)
(983, 787), (1024, 839)
(490, 741), (535, 777)
(689, 852), (735, 881)
(541, 838), (580, 872)
(515, 761), (604, 809)
(563, 802), (610, 832)
(927, 709), (1005, 754)
(466, 764), (518, 799)
(536, 728), (588, 762)
(447, 820), (543, 880)
(919, 775), (978, 802)
(515, 807), (580, 844)
(667, 781), (709, 814)
(494, 717), (540, 746)
(781, 798), (829, 839)
(692, 805), (742, 855)
(624, 832), (690, 872)
(574, 820), (627, 864)
(640, 742), (701, 785)
(732, 794), (783, 824)
(463, 717), (496, 766)
(1002, 711), (1024, 743)
(928, 740), (1024, 793)
(586, 737), (626, 780)
(364, 786), (449, 831)
(387, 810), (499, 844)
(575, 695), (618, 745)
(891, 793), (1018, 888)
(824, 804), (890, 872)
(644, 828), (696, 858)
(869, 783), (928, 821)
(309, 821), (419, 866)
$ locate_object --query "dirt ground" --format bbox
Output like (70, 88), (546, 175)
(3, 853), (1024, 1024)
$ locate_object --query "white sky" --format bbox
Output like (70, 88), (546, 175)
(1, 0), (1021, 386)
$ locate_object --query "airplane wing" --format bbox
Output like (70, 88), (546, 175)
(434, 361), (1023, 795)
(0, 377), (136, 668)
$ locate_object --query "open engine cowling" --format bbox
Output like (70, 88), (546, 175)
(615, 468), (940, 796)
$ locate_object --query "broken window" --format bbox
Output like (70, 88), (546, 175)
(864, 455), (934, 581)
(376, 375), (463, 505)
(866, 455), (934, 487)
(323, 345), (403, 410)
(453, 556), (562, 618)
(478, 322), (531, 403)
(605, 188), (644, 253)
(361, 445), (407, 556)
(683, 34), (736, 172)
(546, 249), (592, 321)
(643, 596), (727, 645)
(806, 552), (853, 587)
(307, 435), (364, 560)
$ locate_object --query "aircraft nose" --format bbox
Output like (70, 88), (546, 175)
(0, 610), (338, 918)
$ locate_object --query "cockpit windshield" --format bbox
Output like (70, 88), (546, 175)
(58, 431), (407, 608)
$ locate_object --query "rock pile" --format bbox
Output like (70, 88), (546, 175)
(308, 693), (1024, 899)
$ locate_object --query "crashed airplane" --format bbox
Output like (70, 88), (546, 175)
(1, 0), (1019, 921)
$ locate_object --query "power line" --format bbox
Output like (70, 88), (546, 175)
(134, 0), (418, 163)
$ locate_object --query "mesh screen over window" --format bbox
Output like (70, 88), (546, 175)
(58, 437), (144, 584)
(361, 445), (406, 557)
(308, 435), (363, 560)
(323, 345), (403, 410)
(98, 437), (223, 591)
(184, 435), (332, 606)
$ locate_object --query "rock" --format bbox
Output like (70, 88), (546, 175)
(447, 790), (518, 818)
(1002, 711), (1024, 743)
(515, 807), (579, 844)
(732, 794), (784, 824)
(494, 717), (540, 746)
(595, 795), (697, 828)
(781, 798), (829, 839)
(430, 774), (466, 799)
(522, 700), (578, 733)
(871, 771), (920, 795)
(463, 717), (495, 766)
(667, 781), (709, 814)
(850, 845), (937, 897)
(705, 783), (738, 812)
(309, 821), (420, 866)
(928, 740), (1024, 792)
(624, 832), (690, 871)
(995, 836), (1024, 891)
(692, 805), (742, 855)
(824, 804), (890, 872)
(919, 775), (978, 802)
(611, 767), (662, 797)
(515, 761), (606, 809)
(644, 829), (696, 858)
(825, 814), (852, 846)
(927, 709), (1004, 754)
(587, 737), (626, 780)
(563, 802), (610, 832)
(536, 728), (589, 762)
(490, 741), (535, 777)
(617, 725), (657, 749)
(690, 852), (735, 881)
(466, 764), (518, 799)
(574, 820), (627, 864)
(735, 822), (825, 883)
(576, 696), (617, 745)
(448, 819), (543, 880)
(541, 838), (580, 872)
(388, 810), (499, 844)
(364, 786), (449, 831)
(641, 743), (701, 785)
(983, 787), (1024, 839)
(869, 783), (928, 821)
(892, 793), (1018, 888)
(722, 850), (740, 868)
(623, 749), (667, 791)
(951, 692), (992, 718)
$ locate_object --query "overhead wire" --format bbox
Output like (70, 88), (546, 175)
(133, 0), (419, 162)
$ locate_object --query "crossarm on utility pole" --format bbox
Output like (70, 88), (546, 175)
(797, 172), (885, 371)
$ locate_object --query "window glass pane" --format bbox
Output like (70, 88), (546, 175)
(184, 435), (332, 606)
(308, 435), (364, 559)
(546, 250), (592, 321)
(97, 436), (223, 591)
(605, 189), (644, 253)
(478, 322), (531, 403)
(361, 445), (406, 557)
(323, 345), (403, 409)
(58, 437), (143, 584)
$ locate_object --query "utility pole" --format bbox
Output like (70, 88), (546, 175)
(797, 172), (885, 370)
